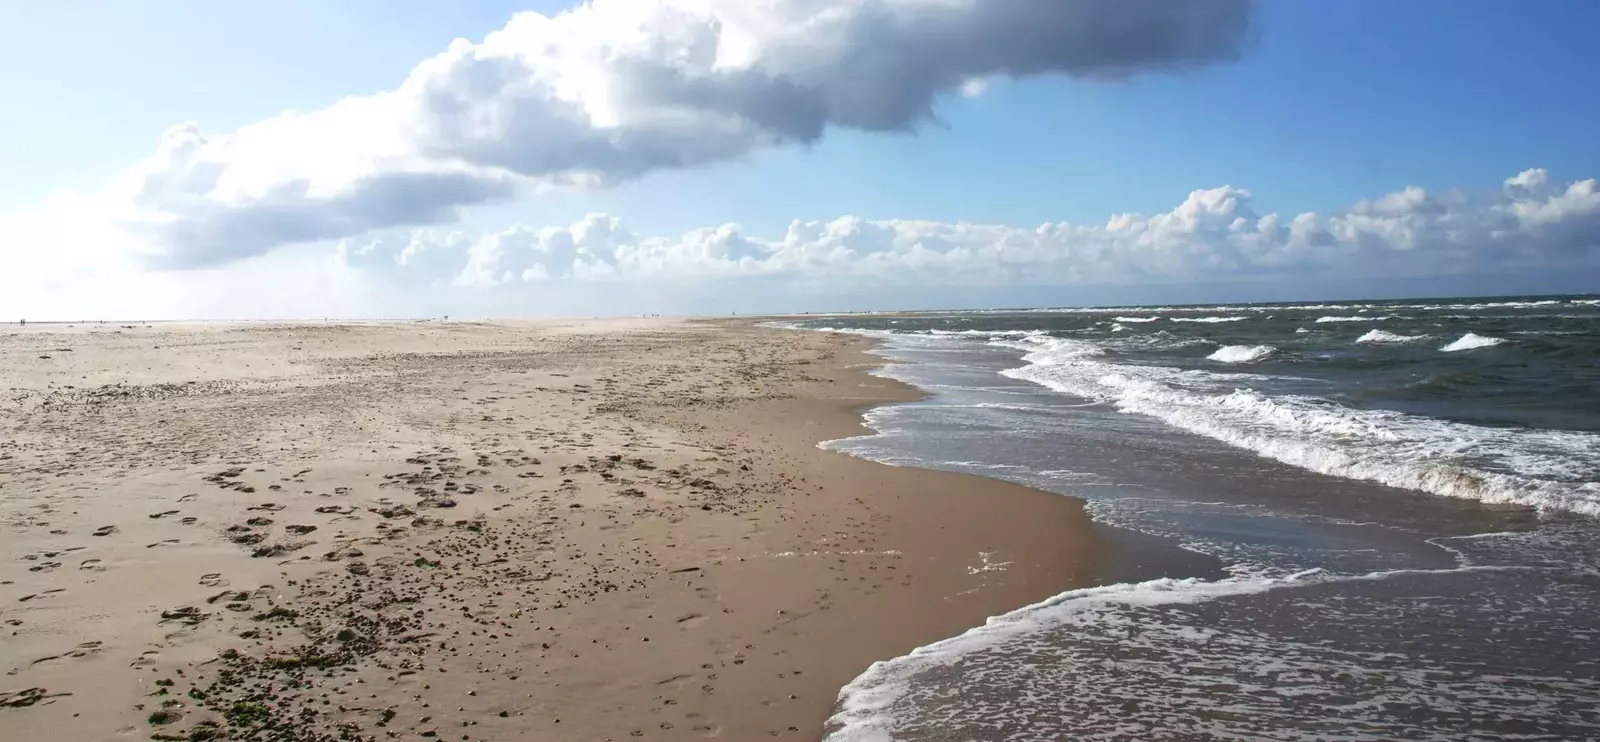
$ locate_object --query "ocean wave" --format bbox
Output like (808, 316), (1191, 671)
(1113, 316), (1161, 323)
(808, 326), (894, 336)
(827, 563), (1534, 741)
(1100, 331), (1216, 352)
(1000, 336), (1600, 516)
(1315, 315), (1397, 323)
(1440, 333), (1507, 352)
(1208, 344), (1277, 363)
(1029, 297), (1594, 315)
(1355, 329), (1428, 344)
(1170, 316), (1248, 323)
(827, 571), (1327, 741)
(923, 402), (1052, 413)
(992, 335), (1108, 360)
(925, 329), (1041, 338)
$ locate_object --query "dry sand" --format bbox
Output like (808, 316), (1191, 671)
(0, 318), (1102, 741)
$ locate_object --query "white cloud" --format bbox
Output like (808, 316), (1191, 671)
(4, 169), (1595, 321)
(111, 0), (1252, 267)
(333, 170), (1600, 288)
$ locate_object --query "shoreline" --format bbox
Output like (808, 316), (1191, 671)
(1, 318), (1109, 741)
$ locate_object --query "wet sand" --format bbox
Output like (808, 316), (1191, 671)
(0, 318), (1102, 741)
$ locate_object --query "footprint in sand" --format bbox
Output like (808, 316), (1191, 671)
(146, 539), (181, 548)
(29, 641), (103, 666)
(198, 573), (227, 587)
(92, 525), (117, 537)
(147, 510), (180, 519)
(245, 516), (274, 526)
(657, 673), (694, 690)
(27, 562), (62, 573)
(17, 589), (66, 602)
(284, 524), (317, 535)
(684, 712), (719, 737)
(180, 517), (198, 525)
(79, 559), (105, 572)
(178, 494), (199, 503)
(0, 688), (72, 708)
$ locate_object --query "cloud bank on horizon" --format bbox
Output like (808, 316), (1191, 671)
(4, 0), (1599, 318)
(339, 168), (1600, 289)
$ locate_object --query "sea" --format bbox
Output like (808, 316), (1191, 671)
(782, 295), (1600, 742)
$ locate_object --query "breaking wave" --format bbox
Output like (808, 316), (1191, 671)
(1441, 333), (1507, 352)
(1316, 315), (1398, 323)
(1208, 344), (1277, 363)
(1356, 329), (1428, 344)
(1170, 316), (1248, 323)
(998, 335), (1599, 516)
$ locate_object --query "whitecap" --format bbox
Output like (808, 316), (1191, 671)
(1170, 316), (1247, 323)
(1440, 333), (1507, 352)
(1207, 345), (1276, 363)
(925, 329), (1039, 338)
(1316, 315), (1396, 323)
(997, 334), (1600, 516)
(1355, 329), (1427, 344)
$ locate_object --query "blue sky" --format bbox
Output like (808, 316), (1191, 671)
(1, 1), (1596, 318)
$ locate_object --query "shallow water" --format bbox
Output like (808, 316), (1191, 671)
(788, 295), (1600, 741)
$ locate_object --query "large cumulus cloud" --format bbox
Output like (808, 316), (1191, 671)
(122, 0), (1253, 267)
(338, 169), (1600, 286)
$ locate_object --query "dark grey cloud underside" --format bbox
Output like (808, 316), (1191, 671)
(141, 172), (514, 270)
(426, 0), (1255, 176)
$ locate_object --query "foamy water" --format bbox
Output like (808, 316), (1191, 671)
(1000, 334), (1599, 516)
(1206, 344), (1276, 363)
(786, 295), (1600, 741)
(1440, 332), (1507, 352)
(1355, 328), (1427, 344)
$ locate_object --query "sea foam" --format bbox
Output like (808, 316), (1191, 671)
(998, 335), (1600, 516)
(1207, 344), (1276, 363)
(1316, 315), (1397, 323)
(1356, 329), (1427, 344)
(827, 571), (1328, 741)
(827, 563), (1545, 742)
(1441, 333), (1507, 352)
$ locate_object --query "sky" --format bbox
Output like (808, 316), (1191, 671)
(1, 0), (1596, 319)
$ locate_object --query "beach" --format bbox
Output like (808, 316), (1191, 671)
(0, 318), (1103, 742)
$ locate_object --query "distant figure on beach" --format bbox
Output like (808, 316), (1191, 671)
(18, 318), (23, 326)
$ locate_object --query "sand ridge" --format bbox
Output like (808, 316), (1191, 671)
(1, 319), (1100, 741)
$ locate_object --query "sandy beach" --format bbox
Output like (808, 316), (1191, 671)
(0, 318), (1102, 741)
